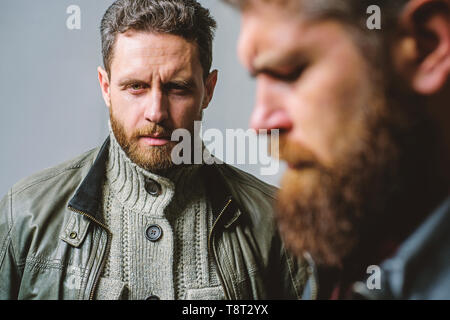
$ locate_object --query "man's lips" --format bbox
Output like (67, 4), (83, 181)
(139, 135), (170, 146)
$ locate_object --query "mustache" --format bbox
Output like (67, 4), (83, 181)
(277, 134), (321, 169)
(131, 123), (173, 139)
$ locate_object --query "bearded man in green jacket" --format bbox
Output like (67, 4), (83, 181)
(0, 0), (304, 300)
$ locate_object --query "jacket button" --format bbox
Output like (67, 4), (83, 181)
(145, 178), (161, 196)
(146, 295), (160, 300)
(69, 232), (77, 239)
(146, 225), (162, 242)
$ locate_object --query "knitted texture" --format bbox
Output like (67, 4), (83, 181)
(95, 128), (222, 300)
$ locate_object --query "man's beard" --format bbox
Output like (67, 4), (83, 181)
(276, 126), (398, 268)
(110, 112), (175, 172)
(275, 71), (439, 268)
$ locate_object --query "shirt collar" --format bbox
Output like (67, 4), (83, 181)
(353, 196), (450, 299)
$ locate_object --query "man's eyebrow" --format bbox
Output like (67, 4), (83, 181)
(117, 78), (197, 88)
(251, 50), (304, 76)
(118, 78), (148, 87)
(166, 78), (197, 88)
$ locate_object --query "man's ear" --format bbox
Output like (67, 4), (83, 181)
(202, 69), (218, 109)
(396, 0), (450, 95)
(98, 66), (111, 108)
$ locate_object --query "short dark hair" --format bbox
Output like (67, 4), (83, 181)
(101, 0), (217, 78)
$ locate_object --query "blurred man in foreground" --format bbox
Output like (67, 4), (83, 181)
(226, 0), (450, 299)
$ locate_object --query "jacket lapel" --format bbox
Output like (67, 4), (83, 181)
(68, 137), (110, 224)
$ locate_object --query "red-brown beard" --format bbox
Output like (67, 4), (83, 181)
(275, 98), (404, 268)
(110, 112), (176, 172)
(276, 162), (363, 268)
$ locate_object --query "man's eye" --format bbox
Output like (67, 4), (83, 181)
(172, 87), (189, 95)
(165, 84), (191, 95)
(270, 65), (307, 83)
(125, 83), (149, 93)
(129, 84), (145, 90)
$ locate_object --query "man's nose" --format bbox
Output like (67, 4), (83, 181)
(250, 77), (292, 133)
(144, 88), (168, 124)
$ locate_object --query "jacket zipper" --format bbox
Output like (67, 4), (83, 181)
(310, 269), (318, 300)
(68, 206), (111, 300)
(304, 252), (318, 300)
(208, 197), (233, 300)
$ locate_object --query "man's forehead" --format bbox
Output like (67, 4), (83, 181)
(241, 12), (315, 70)
(240, 0), (357, 21)
(114, 31), (197, 60)
(231, 0), (299, 11)
(111, 31), (201, 78)
(239, 0), (364, 65)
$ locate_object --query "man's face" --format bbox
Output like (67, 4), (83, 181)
(238, 4), (398, 267)
(100, 31), (215, 171)
(239, 5), (378, 171)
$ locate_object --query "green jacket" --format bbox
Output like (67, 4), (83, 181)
(0, 138), (306, 300)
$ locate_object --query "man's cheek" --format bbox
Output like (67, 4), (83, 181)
(172, 109), (197, 130)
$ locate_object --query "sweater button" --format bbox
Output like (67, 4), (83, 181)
(146, 224), (162, 242)
(146, 295), (160, 300)
(145, 178), (161, 196)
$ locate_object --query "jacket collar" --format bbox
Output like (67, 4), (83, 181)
(67, 137), (241, 228)
(68, 138), (111, 224)
(201, 163), (242, 228)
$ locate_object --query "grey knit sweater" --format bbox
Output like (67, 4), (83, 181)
(94, 130), (224, 300)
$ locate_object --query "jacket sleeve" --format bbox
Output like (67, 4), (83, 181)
(0, 191), (20, 299)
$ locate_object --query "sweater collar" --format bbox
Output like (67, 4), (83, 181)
(68, 137), (241, 229)
(105, 128), (203, 215)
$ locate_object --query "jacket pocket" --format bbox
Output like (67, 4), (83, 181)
(19, 258), (87, 300)
(94, 277), (127, 300)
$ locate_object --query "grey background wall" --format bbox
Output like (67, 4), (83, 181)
(0, 0), (285, 197)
